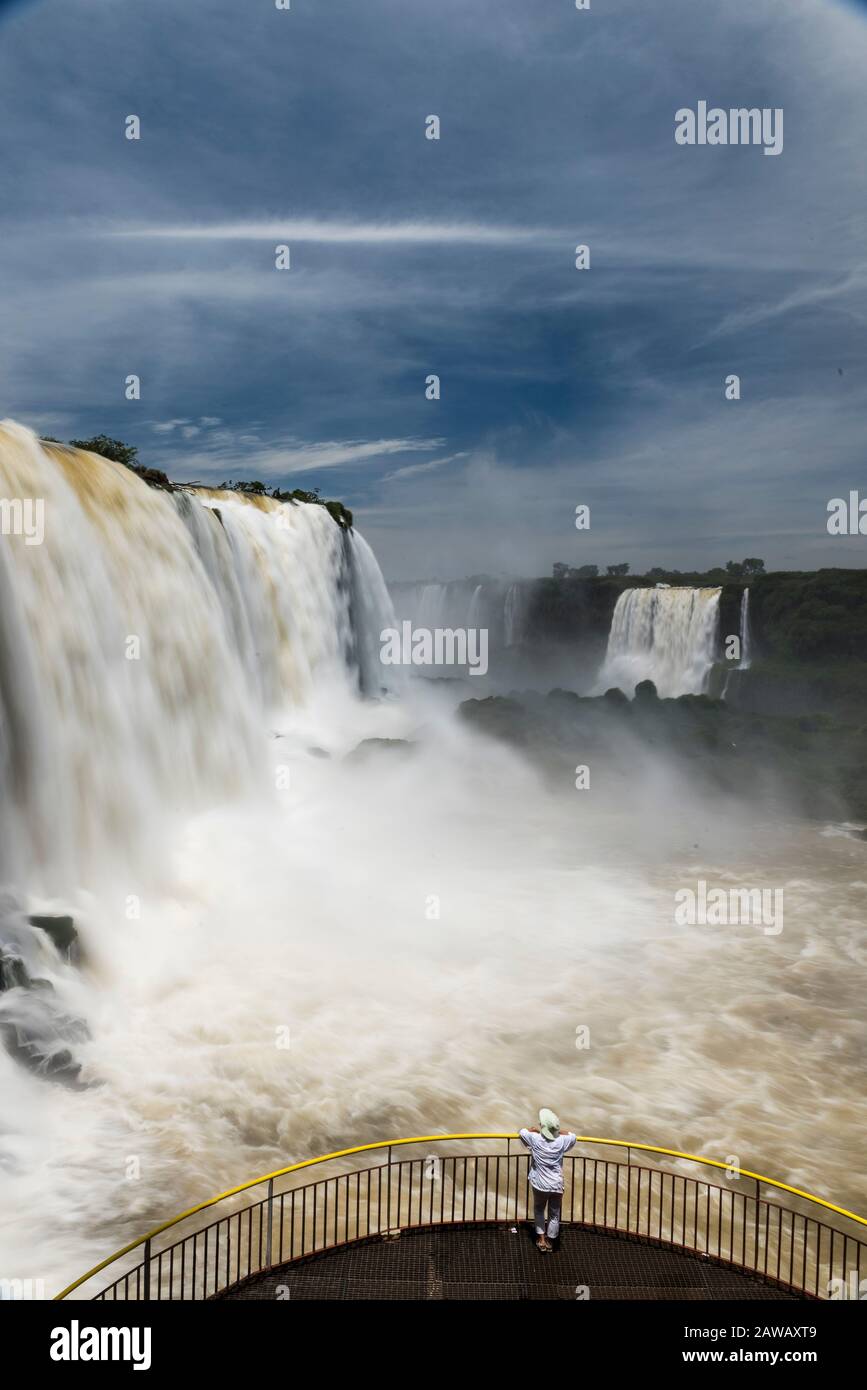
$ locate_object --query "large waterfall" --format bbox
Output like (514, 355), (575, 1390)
(0, 421), (395, 889)
(598, 586), (722, 698)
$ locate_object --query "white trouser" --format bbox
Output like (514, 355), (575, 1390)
(532, 1187), (563, 1239)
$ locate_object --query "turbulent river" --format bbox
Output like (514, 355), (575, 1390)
(0, 424), (864, 1293)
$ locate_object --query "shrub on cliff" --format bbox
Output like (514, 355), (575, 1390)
(69, 435), (139, 467)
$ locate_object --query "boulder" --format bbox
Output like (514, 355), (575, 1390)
(28, 913), (81, 965)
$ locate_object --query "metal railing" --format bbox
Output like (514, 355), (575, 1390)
(54, 1135), (867, 1301)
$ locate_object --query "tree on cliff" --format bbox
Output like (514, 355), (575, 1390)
(69, 435), (139, 467)
(217, 478), (268, 495)
(726, 558), (765, 577)
(607, 563), (630, 576)
(552, 563), (600, 579)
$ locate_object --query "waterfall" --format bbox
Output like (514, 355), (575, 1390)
(467, 584), (483, 629)
(413, 583), (448, 632)
(503, 582), (528, 647)
(739, 587), (752, 669)
(0, 421), (395, 888)
(598, 586), (722, 698)
(390, 578), (530, 653)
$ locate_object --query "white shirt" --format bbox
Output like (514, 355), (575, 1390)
(519, 1128), (577, 1193)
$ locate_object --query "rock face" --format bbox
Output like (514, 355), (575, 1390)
(633, 679), (659, 704)
(458, 683), (867, 822)
(345, 737), (415, 762)
(130, 463), (174, 491)
(28, 913), (81, 964)
(0, 907), (89, 1088)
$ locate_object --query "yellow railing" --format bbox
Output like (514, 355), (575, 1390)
(54, 1134), (867, 1301)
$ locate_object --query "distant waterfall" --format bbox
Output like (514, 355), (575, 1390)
(0, 421), (396, 887)
(739, 588), (752, 669)
(390, 578), (531, 653)
(598, 586), (722, 698)
(503, 582), (528, 647)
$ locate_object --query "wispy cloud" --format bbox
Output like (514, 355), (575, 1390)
(702, 267), (867, 342)
(110, 219), (557, 246)
(164, 434), (445, 481)
(382, 451), (467, 483)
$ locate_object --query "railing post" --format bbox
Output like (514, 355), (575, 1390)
(265, 1178), (274, 1269)
(626, 1147), (632, 1235)
(142, 1238), (151, 1301)
(387, 1145), (393, 1232)
(754, 1177), (761, 1271)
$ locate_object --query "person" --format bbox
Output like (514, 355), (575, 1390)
(519, 1108), (577, 1252)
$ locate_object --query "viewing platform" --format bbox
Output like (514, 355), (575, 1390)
(218, 1223), (799, 1301)
(55, 1135), (867, 1302)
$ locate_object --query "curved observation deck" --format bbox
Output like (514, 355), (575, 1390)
(55, 1135), (867, 1302)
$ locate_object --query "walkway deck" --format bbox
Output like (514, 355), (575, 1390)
(218, 1223), (802, 1300)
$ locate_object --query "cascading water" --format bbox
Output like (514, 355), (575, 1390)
(503, 582), (528, 647)
(721, 587), (753, 699)
(598, 586), (722, 697)
(390, 578), (531, 654)
(0, 421), (396, 888)
(738, 587), (752, 669)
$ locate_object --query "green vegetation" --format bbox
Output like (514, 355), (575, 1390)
(43, 434), (353, 529)
(551, 558), (764, 584)
(68, 435), (139, 468)
(749, 570), (867, 661)
(218, 478), (353, 530)
(460, 683), (867, 823)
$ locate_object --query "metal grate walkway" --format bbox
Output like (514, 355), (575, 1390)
(218, 1223), (803, 1300)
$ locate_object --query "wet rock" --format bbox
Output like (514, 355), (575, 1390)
(0, 949), (30, 993)
(0, 909), (89, 1087)
(0, 1019), (87, 1089)
(458, 696), (533, 745)
(28, 913), (80, 964)
(346, 737), (413, 762)
(130, 463), (174, 491)
(634, 679), (659, 704)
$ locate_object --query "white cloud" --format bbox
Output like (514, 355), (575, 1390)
(703, 267), (867, 342)
(382, 451), (467, 483)
(110, 219), (557, 246)
(165, 436), (445, 481)
(151, 418), (190, 434)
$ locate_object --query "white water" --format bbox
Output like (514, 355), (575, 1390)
(739, 587), (752, 669)
(391, 578), (532, 652)
(0, 422), (395, 889)
(598, 586), (722, 698)
(503, 582), (528, 647)
(1, 429), (865, 1295)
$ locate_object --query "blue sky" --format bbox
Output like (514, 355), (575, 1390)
(1, 0), (866, 579)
